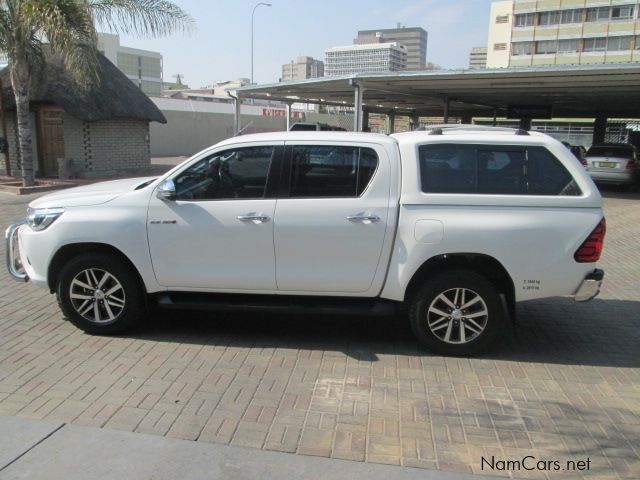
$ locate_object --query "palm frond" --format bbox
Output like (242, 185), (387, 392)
(88, 0), (193, 37)
(20, 0), (100, 85)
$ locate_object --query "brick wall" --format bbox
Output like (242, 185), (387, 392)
(2, 110), (151, 178)
(1, 112), (39, 177)
(63, 114), (151, 178)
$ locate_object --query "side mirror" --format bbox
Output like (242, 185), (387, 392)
(156, 179), (176, 200)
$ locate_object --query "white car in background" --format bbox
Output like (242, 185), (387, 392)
(6, 126), (606, 356)
(585, 143), (639, 186)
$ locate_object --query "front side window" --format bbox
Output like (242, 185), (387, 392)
(287, 145), (378, 198)
(419, 144), (581, 196)
(174, 146), (274, 200)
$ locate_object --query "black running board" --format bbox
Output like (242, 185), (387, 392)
(155, 292), (399, 317)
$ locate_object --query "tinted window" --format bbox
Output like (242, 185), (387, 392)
(174, 146), (274, 200)
(419, 144), (581, 196)
(288, 145), (378, 197)
(586, 145), (634, 158)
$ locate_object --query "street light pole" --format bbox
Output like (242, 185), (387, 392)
(251, 2), (271, 85)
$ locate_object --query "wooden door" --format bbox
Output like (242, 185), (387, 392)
(38, 107), (65, 177)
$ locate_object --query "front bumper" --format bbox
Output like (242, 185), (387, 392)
(574, 269), (604, 302)
(4, 222), (29, 282)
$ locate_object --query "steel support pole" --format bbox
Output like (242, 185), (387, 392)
(443, 97), (450, 124)
(234, 96), (242, 135)
(593, 115), (607, 144)
(388, 111), (396, 135)
(353, 83), (364, 132)
(285, 102), (292, 131)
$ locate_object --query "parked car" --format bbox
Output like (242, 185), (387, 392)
(5, 126), (605, 355)
(585, 143), (639, 186)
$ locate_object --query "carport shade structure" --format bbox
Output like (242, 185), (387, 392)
(235, 63), (640, 134)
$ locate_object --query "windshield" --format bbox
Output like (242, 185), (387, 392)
(586, 145), (634, 158)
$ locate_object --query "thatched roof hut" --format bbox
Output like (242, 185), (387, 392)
(1, 52), (166, 124)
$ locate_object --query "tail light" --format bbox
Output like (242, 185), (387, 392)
(580, 158), (587, 166)
(625, 160), (637, 170)
(574, 218), (606, 263)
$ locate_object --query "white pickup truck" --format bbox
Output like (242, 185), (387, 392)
(5, 126), (605, 355)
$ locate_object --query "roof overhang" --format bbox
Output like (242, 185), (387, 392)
(237, 64), (640, 118)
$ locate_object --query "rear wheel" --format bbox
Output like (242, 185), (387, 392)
(56, 253), (144, 334)
(409, 269), (505, 355)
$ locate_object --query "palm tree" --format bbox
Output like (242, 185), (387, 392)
(0, 0), (192, 186)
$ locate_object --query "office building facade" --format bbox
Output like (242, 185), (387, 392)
(325, 43), (408, 76)
(486, 0), (640, 68)
(282, 56), (325, 81)
(469, 47), (488, 68)
(97, 33), (163, 96)
(355, 26), (428, 70)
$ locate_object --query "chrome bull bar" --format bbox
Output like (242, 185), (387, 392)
(4, 221), (28, 282)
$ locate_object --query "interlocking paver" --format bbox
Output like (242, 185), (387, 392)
(1, 188), (639, 479)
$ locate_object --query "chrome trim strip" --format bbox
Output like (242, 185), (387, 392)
(4, 221), (28, 282)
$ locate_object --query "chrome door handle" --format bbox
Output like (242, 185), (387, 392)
(347, 214), (380, 223)
(237, 213), (270, 223)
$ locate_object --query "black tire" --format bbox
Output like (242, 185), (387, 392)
(408, 269), (505, 356)
(56, 252), (144, 334)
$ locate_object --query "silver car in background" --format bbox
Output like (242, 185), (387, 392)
(585, 143), (639, 186)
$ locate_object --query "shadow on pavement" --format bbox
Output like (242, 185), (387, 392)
(125, 297), (640, 368)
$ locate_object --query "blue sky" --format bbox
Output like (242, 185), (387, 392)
(118, 0), (495, 88)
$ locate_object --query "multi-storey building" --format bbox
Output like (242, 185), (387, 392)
(97, 33), (163, 96)
(281, 56), (325, 81)
(486, 0), (640, 68)
(469, 47), (488, 68)
(355, 26), (428, 70)
(324, 42), (408, 76)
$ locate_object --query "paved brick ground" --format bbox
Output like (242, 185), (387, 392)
(0, 188), (638, 479)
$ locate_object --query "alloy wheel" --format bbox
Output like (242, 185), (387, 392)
(426, 287), (488, 344)
(69, 268), (126, 324)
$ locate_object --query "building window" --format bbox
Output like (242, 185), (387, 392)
(636, 36), (640, 49)
(583, 37), (607, 52)
(558, 39), (580, 53)
(515, 13), (535, 27)
(611, 5), (635, 20)
(536, 40), (558, 54)
(560, 9), (582, 24)
(539, 11), (560, 26)
(607, 36), (633, 51)
(512, 41), (533, 55)
(494, 43), (507, 51)
(586, 7), (610, 22)
(496, 14), (509, 24)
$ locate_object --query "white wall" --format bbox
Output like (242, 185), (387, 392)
(486, 1), (513, 68)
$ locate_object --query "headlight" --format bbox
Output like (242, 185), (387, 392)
(26, 207), (65, 231)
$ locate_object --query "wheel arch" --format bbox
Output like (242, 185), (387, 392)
(48, 243), (147, 297)
(404, 253), (515, 318)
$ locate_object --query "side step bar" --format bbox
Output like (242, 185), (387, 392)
(155, 292), (400, 317)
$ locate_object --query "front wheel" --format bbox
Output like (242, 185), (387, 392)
(56, 252), (144, 334)
(408, 269), (505, 355)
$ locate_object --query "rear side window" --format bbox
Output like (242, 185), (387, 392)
(287, 145), (378, 197)
(419, 144), (581, 196)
